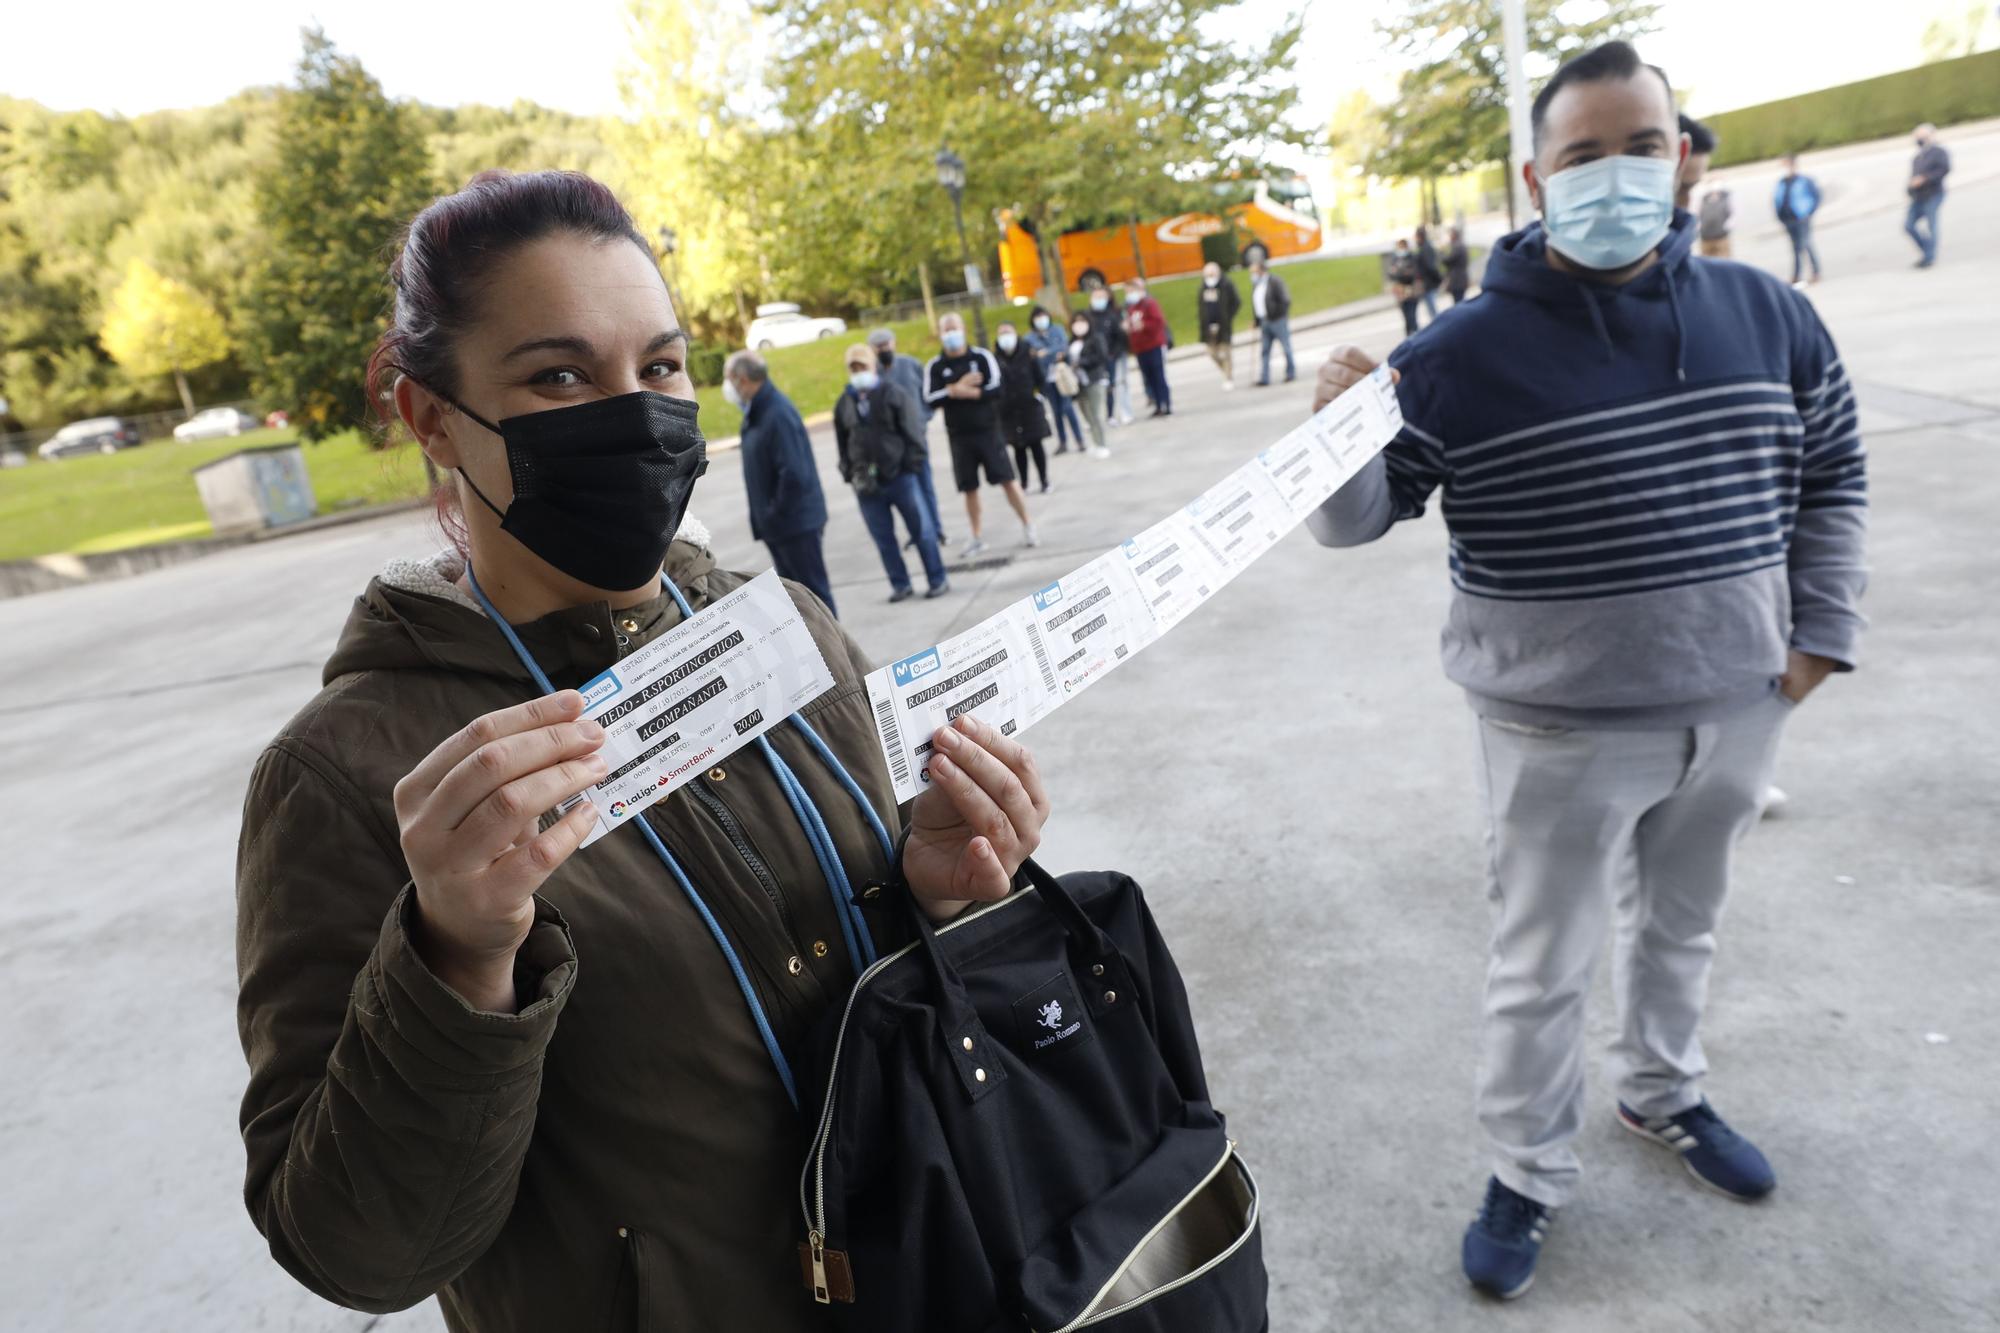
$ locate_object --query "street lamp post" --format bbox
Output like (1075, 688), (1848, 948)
(934, 146), (988, 348)
(1500, 0), (1535, 230)
(655, 224), (685, 323)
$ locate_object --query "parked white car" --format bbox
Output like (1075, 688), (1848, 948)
(745, 302), (846, 351)
(174, 407), (260, 442)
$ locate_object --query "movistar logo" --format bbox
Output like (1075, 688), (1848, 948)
(891, 647), (942, 685)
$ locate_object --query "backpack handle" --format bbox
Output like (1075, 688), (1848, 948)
(902, 857), (1140, 1103)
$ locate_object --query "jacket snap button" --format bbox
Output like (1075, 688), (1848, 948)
(861, 885), (882, 901)
(974, 1068), (987, 1083)
(708, 767), (727, 782)
(619, 617), (640, 633)
(617, 1226), (628, 1238)
(582, 623), (601, 641)
(812, 940), (830, 958)
(1103, 990), (1117, 1004)
(787, 955), (804, 976)
(962, 1036), (974, 1051)
(1090, 964), (1104, 977)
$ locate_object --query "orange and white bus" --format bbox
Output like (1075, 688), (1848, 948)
(997, 176), (1322, 300)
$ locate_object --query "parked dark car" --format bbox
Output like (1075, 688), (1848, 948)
(37, 416), (144, 460)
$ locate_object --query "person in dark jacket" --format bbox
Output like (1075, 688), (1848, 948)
(833, 343), (949, 601)
(1905, 123), (1951, 268)
(1415, 225), (1446, 320)
(1307, 41), (1866, 1302)
(1444, 226), (1472, 303)
(1023, 306), (1085, 454)
(1064, 311), (1113, 456)
(992, 320), (1053, 492)
(1084, 282), (1134, 424)
(1387, 239), (1422, 336)
(239, 167), (1052, 1333)
(926, 311), (1037, 558)
(724, 350), (835, 615)
(1773, 153), (1823, 285)
(866, 326), (947, 543)
(1247, 251), (1294, 385)
(1197, 260), (1242, 389)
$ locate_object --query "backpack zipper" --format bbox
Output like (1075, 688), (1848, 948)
(800, 890), (1038, 1302)
(1057, 1145), (1259, 1330)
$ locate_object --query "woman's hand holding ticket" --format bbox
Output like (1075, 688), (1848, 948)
(903, 715), (1051, 920)
(394, 689), (607, 1012)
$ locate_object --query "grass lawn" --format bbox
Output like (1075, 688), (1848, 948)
(1, 252), (1413, 562)
(0, 427), (430, 562)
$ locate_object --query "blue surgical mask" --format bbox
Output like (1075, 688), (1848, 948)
(941, 329), (967, 352)
(997, 333), (1018, 353)
(1089, 293), (1108, 311)
(848, 369), (879, 392)
(1537, 154), (1677, 271)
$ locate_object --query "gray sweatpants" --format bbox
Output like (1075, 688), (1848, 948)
(1472, 691), (1792, 1208)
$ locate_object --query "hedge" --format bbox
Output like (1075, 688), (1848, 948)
(1706, 49), (2000, 167)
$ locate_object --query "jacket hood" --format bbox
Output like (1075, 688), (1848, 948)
(1478, 211), (1699, 379)
(322, 516), (716, 688)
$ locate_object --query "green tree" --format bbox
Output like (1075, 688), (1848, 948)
(1367, 0), (1660, 193)
(615, 0), (773, 336)
(647, 0), (1306, 318)
(238, 29), (434, 441)
(99, 259), (232, 415)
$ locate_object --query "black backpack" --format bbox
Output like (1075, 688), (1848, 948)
(798, 860), (1267, 1332)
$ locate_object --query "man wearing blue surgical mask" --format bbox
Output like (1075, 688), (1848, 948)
(1304, 41), (1867, 1302)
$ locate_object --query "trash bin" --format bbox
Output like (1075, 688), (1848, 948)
(192, 442), (318, 536)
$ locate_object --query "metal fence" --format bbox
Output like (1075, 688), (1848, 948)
(857, 286), (1000, 329)
(0, 397), (266, 459)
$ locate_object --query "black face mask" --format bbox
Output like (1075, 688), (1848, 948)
(444, 390), (709, 590)
(876, 348), (895, 370)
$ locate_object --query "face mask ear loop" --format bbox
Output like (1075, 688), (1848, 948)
(455, 466), (508, 522)
(393, 366), (510, 520)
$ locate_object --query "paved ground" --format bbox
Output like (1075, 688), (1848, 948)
(2, 123), (1996, 1331)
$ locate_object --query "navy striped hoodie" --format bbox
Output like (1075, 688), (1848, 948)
(1310, 213), (1867, 728)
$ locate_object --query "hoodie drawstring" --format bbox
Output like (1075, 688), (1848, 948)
(1578, 283), (1615, 363)
(1572, 264), (1689, 381)
(1662, 262), (1689, 382)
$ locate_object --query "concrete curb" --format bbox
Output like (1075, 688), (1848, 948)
(1163, 292), (1399, 365)
(0, 499), (429, 601)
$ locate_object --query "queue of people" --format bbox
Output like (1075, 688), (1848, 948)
(1385, 225), (1472, 336)
(719, 263), (1266, 605)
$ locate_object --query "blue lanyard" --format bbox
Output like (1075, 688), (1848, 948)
(464, 567), (896, 1109)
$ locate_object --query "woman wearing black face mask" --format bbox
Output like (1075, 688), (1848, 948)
(234, 170), (1052, 1333)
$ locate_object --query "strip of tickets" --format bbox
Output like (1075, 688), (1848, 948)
(864, 364), (1401, 802)
(558, 569), (835, 846)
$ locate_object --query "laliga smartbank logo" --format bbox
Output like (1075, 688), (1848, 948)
(891, 646), (942, 686)
(579, 670), (622, 711)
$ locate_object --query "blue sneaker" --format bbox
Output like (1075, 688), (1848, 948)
(1462, 1176), (1551, 1300)
(1617, 1099), (1776, 1201)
